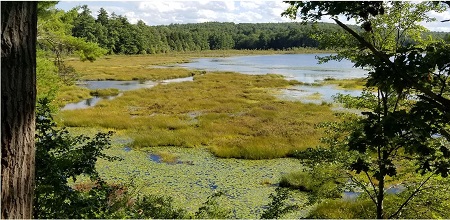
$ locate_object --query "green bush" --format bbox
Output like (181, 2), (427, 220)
(260, 187), (299, 219)
(194, 192), (231, 219)
(34, 98), (117, 218)
(279, 171), (314, 192)
(34, 98), (188, 219)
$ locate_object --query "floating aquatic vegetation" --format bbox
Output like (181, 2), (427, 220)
(97, 144), (311, 218)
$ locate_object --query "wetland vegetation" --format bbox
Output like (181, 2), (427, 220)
(29, 1), (450, 219)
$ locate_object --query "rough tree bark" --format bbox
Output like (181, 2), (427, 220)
(1, 2), (37, 219)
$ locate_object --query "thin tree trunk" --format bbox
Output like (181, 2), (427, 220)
(376, 175), (385, 219)
(1, 2), (37, 219)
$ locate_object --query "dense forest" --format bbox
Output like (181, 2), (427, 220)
(43, 4), (450, 55)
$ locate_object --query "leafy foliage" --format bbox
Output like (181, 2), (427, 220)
(194, 191), (231, 219)
(283, 1), (450, 218)
(34, 98), (193, 219)
(34, 98), (117, 218)
(260, 187), (299, 219)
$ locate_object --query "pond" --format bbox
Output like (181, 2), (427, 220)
(179, 53), (367, 83)
(180, 53), (367, 104)
(62, 77), (194, 110)
(277, 85), (362, 104)
(96, 143), (310, 218)
(64, 54), (366, 110)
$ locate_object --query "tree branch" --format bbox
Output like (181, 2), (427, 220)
(349, 173), (378, 205)
(388, 172), (435, 219)
(364, 170), (379, 199)
(332, 18), (450, 115)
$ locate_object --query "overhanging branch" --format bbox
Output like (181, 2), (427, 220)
(331, 18), (450, 115)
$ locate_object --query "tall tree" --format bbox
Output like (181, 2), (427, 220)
(96, 8), (109, 26)
(283, 1), (450, 218)
(1, 2), (38, 218)
(72, 5), (97, 43)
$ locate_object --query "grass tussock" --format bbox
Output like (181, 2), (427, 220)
(55, 85), (91, 107)
(306, 92), (322, 100)
(322, 77), (367, 90)
(279, 171), (315, 192)
(58, 72), (337, 159)
(155, 151), (179, 163)
(90, 88), (120, 97)
(307, 199), (375, 219)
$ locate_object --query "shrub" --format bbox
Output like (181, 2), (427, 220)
(260, 187), (299, 219)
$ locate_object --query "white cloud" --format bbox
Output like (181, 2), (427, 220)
(138, 2), (186, 13)
(55, 1), (450, 31)
(197, 9), (217, 20)
(124, 11), (139, 23)
(422, 10), (450, 32)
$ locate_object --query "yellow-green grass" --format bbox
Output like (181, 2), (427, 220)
(279, 171), (315, 191)
(55, 85), (91, 107)
(67, 61), (197, 81)
(308, 199), (375, 218)
(154, 151), (179, 163)
(305, 92), (322, 100)
(90, 88), (120, 97)
(58, 72), (337, 159)
(321, 77), (367, 90)
(65, 49), (333, 81)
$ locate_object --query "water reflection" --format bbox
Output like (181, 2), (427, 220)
(62, 94), (120, 110)
(62, 77), (194, 110)
(80, 80), (157, 91)
(179, 54), (367, 83)
(277, 85), (362, 104)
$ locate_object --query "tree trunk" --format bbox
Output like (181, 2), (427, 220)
(376, 175), (385, 219)
(1, 2), (37, 219)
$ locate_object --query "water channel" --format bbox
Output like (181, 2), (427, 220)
(63, 54), (367, 110)
(62, 77), (193, 110)
(67, 54), (370, 217)
(179, 53), (367, 83)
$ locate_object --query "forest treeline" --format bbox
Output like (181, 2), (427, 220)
(49, 5), (449, 55)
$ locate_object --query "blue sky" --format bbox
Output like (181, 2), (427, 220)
(56, 1), (450, 32)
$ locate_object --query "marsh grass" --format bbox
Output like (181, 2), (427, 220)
(66, 49), (332, 81)
(307, 199), (375, 218)
(55, 85), (91, 107)
(322, 77), (367, 90)
(155, 151), (179, 163)
(90, 88), (120, 97)
(279, 171), (314, 192)
(305, 92), (322, 100)
(58, 72), (337, 159)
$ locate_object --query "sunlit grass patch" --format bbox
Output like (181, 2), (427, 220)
(279, 171), (314, 192)
(155, 151), (179, 164)
(89, 88), (120, 97)
(130, 128), (207, 148)
(55, 85), (91, 107)
(322, 77), (367, 90)
(305, 92), (322, 100)
(59, 72), (336, 159)
(307, 199), (375, 219)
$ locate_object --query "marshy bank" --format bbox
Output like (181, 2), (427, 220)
(58, 52), (368, 217)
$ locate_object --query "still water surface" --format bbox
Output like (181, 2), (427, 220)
(62, 77), (193, 110)
(63, 54), (367, 109)
(181, 54), (367, 104)
(179, 54), (367, 83)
